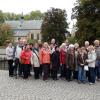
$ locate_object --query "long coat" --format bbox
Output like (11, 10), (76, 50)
(51, 51), (60, 70)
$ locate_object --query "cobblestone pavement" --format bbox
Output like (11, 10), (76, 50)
(0, 70), (100, 100)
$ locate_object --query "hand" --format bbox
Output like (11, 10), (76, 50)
(60, 64), (62, 66)
(81, 64), (84, 66)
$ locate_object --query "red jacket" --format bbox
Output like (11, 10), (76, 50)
(20, 50), (32, 64)
(60, 49), (66, 65)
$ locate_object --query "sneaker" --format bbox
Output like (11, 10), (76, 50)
(89, 83), (95, 85)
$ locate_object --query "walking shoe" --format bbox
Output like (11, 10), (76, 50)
(78, 81), (81, 84)
(89, 83), (95, 85)
(97, 79), (100, 82)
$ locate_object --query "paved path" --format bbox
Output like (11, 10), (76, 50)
(0, 70), (100, 100)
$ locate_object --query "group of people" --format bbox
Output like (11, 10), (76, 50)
(6, 38), (100, 85)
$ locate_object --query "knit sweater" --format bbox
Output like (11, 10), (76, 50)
(6, 46), (14, 60)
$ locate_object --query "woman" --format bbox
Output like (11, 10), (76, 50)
(6, 42), (14, 77)
(31, 43), (40, 79)
(77, 47), (88, 84)
(51, 46), (60, 80)
(39, 42), (51, 81)
(66, 44), (75, 81)
(74, 43), (79, 80)
(20, 44), (32, 79)
(86, 45), (97, 84)
(60, 43), (67, 78)
(94, 40), (100, 81)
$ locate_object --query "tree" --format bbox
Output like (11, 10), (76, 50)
(41, 8), (69, 45)
(0, 24), (13, 45)
(3, 11), (44, 20)
(0, 10), (4, 23)
(72, 0), (100, 44)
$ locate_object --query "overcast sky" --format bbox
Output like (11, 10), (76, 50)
(0, 0), (76, 31)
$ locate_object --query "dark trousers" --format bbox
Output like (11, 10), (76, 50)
(23, 64), (30, 79)
(28, 64), (31, 76)
(51, 69), (58, 80)
(43, 64), (50, 80)
(66, 68), (72, 81)
(8, 60), (14, 76)
(60, 64), (66, 77)
(73, 71), (78, 80)
(39, 64), (43, 76)
(95, 67), (100, 79)
(14, 58), (23, 76)
(89, 67), (95, 83)
(34, 67), (40, 79)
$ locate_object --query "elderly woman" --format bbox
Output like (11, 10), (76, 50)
(74, 43), (79, 80)
(60, 43), (67, 78)
(66, 44), (75, 82)
(39, 42), (51, 81)
(20, 44), (32, 79)
(85, 41), (89, 51)
(94, 40), (100, 81)
(6, 42), (14, 77)
(86, 45), (97, 84)
(31, 43), (40, 79)
(77, 47), (88, 84)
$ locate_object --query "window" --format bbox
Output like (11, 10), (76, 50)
(31, 34), (34, 39)
(37, 34), (39, 40)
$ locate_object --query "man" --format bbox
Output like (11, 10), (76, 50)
(13, 38), (24, 77)
(50, 38), (57, 54)
(94, 40), (100, 81)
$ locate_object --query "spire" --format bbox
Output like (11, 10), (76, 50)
(20, 12), (24, 24)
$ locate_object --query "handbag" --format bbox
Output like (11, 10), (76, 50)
(20, 58), (25, 64)
(84, 65), (89, 71)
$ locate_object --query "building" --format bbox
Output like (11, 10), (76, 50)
(5, 19), (43, 41)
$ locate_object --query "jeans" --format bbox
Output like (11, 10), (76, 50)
(78, 66), (86, 82)
(14, 58), (23, 76)
(89, 67), (95, 83)
(95, 60), (100, 79)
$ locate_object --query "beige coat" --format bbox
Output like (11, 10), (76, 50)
(31, 51), (40, 67)
(87, 51), (97, 68)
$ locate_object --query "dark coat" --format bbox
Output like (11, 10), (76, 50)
(51, 51), (60, 70)
(77, 53), (88, 67)
(67, 49), (75, 70)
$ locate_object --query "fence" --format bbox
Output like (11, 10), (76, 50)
(0, 48), (8, 70)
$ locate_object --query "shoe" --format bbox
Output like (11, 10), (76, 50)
(83, 81), (86, 84)
(67, 79), (71, 82)
(97, 79), (100, 82)
(78, 81), (81, 84)
(89, 82), (95, 85)
(9, 75), (13, 77)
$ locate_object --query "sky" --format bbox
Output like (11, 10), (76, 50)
(0, 0), (76, 31)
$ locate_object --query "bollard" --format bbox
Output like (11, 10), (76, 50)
(4, 57), (6, 70)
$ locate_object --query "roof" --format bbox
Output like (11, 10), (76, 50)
(14, 30), (30, 37)
(5, 20), (43, 30)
